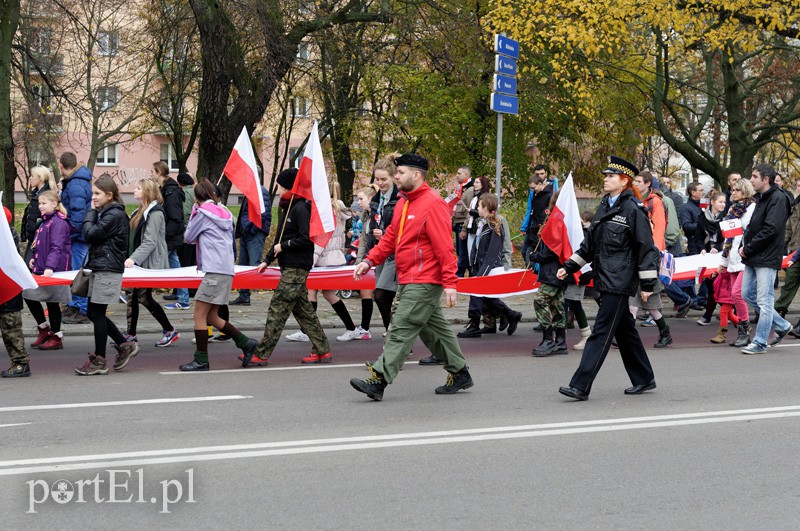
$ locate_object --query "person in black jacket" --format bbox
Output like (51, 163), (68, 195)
(680, 182), (705, 255)
(150, 161), (189, 310)
(241, 168), (330, 367)
(557, 156), (661, 401)
(525, 175), (553, 251)
(75, 175), (139, 376)
(738, 163), (793, 354)
(231, 185), (272, 305)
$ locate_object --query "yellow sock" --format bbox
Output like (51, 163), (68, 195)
(207, 326), (213, 338)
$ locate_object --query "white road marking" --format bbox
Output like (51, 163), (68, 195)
(0, 395), (251, 413)
(159, 363), (395, 374)
(2, 405), (799, 475)
(0, 423), (32, 428)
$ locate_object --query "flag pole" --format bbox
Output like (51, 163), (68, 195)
(275, 194), (296, 245)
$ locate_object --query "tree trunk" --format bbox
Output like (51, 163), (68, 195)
(0, 0), (20, 213)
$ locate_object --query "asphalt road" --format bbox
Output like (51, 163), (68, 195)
(2, 319), (800, 529)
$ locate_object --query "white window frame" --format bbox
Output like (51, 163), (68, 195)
(160, 143), (180, 171)
(288, 147), (301, 169)
(98, 30), (119, 57)
(96, 142), (118, 166)
(296, 42), (310, 62)
(293, 96), (309, 117)
(97, 86), (118, 111)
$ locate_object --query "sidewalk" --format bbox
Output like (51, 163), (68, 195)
(25, 289), (800, 337)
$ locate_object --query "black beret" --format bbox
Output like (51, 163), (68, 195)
(394, 153), (429, 172)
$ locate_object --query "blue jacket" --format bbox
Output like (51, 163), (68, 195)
(235, 186), (272, 238)
(60, 166), (93, 242)
(520, 188), (535, 232)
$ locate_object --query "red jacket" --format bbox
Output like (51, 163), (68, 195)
(364, 181), (458, 289)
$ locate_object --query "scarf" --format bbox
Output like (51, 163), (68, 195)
(722, 197), (755, 257)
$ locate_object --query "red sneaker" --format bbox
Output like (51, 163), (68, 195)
(39, 334), (63, 350)
(238, 353), (269, 366)
(301, 352), (332, 364)
(31, 325), (51, 349)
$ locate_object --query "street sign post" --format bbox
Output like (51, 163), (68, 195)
(491, 34), (519, 204)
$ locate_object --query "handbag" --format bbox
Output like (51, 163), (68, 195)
(70, 255), (91, 297)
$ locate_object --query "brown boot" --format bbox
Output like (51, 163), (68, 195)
(710, 327), (727, 344)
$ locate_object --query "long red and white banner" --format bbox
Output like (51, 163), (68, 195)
(30, 252), (793, 299)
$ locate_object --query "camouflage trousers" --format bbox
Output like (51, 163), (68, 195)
(0, 311), (29, 364)
(255, 268), (330, 359)
(534, 284), (566, 328)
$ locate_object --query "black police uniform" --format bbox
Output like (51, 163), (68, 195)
(561, 188), (661, 397)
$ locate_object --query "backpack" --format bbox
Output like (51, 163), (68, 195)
(659, 250), (675, 285)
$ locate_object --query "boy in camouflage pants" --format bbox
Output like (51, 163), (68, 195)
(1, 218), (31, 377)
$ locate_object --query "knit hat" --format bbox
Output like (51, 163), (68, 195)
(276, 168), (298, 190)
(177, 172), (194, 186)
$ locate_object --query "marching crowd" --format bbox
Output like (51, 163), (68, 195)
(1, 150), (798, 402)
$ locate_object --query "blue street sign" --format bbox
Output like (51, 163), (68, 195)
(493, 74), (517, 96)
(494, 34), (520, 59)
(495, 55), (516, 77)
(490, 92), (518, 115)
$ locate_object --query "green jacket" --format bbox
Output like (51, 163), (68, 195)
(662, 194), (682, 250)
(181, 185), (194, 228)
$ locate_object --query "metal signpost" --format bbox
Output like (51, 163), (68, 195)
(491, 34), (519, 205)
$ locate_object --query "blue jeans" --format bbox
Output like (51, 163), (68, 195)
(237, 232), (267, 298)
(742, 265), (791, 347)
(68, 241), (88, 314)
(663, 281), (691, 306)
(168, 250), (190, 305)
(453, 224), (468, 277)
(521, 237), (534, 268)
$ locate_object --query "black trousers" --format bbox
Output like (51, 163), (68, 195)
(569, 292), (654, 394)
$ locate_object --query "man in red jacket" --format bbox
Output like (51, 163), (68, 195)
(350, 153), (473, 401)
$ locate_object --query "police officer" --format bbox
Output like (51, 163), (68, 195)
(556, 156), (661, 401)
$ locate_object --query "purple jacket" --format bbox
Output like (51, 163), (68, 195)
(184, 201), (235, 275)
(31, 212), (72, 274)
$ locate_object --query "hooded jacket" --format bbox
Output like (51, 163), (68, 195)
(161, 178), (186, 251)
(184, 201), (235, 275)
(83, 202), (129, 273)
(21, 183), (52, 242)
(742, 184), (791, 269)
(364, 181), (458, 289)
(563, 189), (660, 296)
(267, 194), (315, 270)
(129, 202), (169, 270)
(60, 166), (93, 242)
(525, 183), (553, 240)
(471, 220), (505, 277)
(30, 211), (72, 274)
(362, 185), (400, 257)
(235, 186), (272, 239)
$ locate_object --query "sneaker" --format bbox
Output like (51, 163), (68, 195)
(640, 317), (656, 327)
(1, 363), (31, 378)
(156, 330), (180, 347)
(110, 334), (137, 347)
(741, 342), (767, 355)
(302, 352), (332, 364)
(337, 327), (372, 341)
(211, 334), (232, 342)
(75, 355), (108, 376)
(696, 316), (712, 326)
(286, 331), (310, 342)
(164, 302), (190, 310)
(239, 352), (269, 367)
(435, 366), (474, 395)
(63, 312), (89, 324)
(113, 341), (140, 371)
(350, 365), (387, 401)
(769, 325), (792, 347)
(676, 299), (692, 318)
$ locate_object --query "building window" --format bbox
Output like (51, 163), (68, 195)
(296, 42), (310, 62)
(31, 84), (51, 110)
(288, 147), (301, 169)
(98, 31), (119, 57)
(97, 86), (118, 111)
(96, 143), (118, 166)
(160, 143), (180, 171)
(293, 96), (309, 118)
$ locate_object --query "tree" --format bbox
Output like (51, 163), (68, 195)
(490, 0), (800, 186)
(0, 0), (20, 213)
(187, 0), (391, 198)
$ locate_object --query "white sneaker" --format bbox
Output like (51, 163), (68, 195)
(286, 331), (310, 342)
(337, 327), (372, 341)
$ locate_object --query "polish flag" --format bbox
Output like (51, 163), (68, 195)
(223, 127), (266, 228)
(720, 218), (744, 238)
(0, 194), (38, 305)
(293, 121), (335, 247)
(540, 173), (583, 265)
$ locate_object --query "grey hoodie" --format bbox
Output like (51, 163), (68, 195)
(184, 201), (235, 275)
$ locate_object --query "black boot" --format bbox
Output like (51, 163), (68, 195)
(505, 311), (522, 336)
(533, 328), (557, 356)
(731, 321), (751, 347)
(789, 318), (800, 339)
(435, 366), (474, 394)
(654, 326), (673, 348)
(551, 327), (568, 354)
(457, 319), (482, 338)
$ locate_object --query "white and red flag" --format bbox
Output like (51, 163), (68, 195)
(720, 218), (744, 238)
(0, 193), (38, 305)
(223, 127), (266, 228)
(540, 173), (583, 265)
(293, 121), (335, 247)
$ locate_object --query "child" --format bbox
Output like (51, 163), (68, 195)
(1, 207), (31, 377)
(529, 193), (569, 356)
(564, 210), (593, 350)
(125, 179), (180, 347)
(23, 190), (72, 350)
(242, 168), (331, 367)
(75, 176), (139, 375)
(351, 187), (377, 337)
(180, 179), (257, 371)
